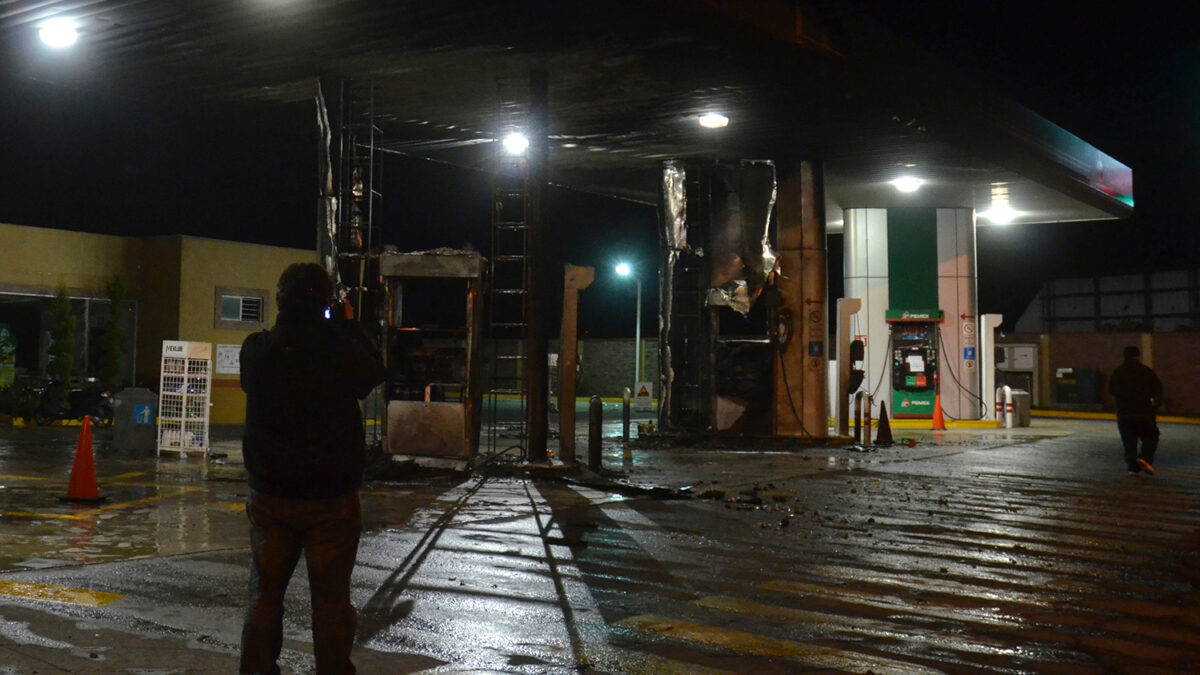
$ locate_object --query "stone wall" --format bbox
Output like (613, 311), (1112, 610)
(576, 338), (660, 398)
(483, 338), (660, 400)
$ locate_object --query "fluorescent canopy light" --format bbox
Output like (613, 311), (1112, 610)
(39, 17), (78, 48)
(978, 201), (1021, 225)
(890, 176), (923, 193)
(502, 133), (529, 155)
(698, 113), (729, 128)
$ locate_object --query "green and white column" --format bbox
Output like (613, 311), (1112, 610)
(843, 207), (980, 420)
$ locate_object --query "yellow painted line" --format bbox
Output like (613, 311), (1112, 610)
(1, 510), (89, 521)
(763, 579), (1022, 628)
(86, 488), (200, 516)
(616, 614), (937, 673)
(0, 580), (124, 607)
(2, 474), (150, 485)
(811, 566), (1053, 608)
(1, 488), (199, 520)
(217, 502), (247, 512)
(696, 595), (855, 626)
(607, 646), (734, 675)
(696, 595), (1030, 659)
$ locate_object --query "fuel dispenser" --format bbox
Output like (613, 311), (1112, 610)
(886, 310), (943, 418)
(379, 249), (485, 466)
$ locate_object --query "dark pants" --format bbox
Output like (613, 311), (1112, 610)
(240, 490), (361, 674)
(1117, 416), (1159, 471)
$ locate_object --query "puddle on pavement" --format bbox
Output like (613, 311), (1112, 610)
(1, 430), (256, 571)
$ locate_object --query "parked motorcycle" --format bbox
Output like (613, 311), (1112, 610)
(14, 376), (114, 427)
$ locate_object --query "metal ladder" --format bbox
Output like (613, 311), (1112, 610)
(335, 79), (384, 442)
(485, 152), (529, 456)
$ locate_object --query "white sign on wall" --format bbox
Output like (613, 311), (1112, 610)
(215, 344), (242, 375)
(162, 340), (211, 360)
(634, 381), (654, 412)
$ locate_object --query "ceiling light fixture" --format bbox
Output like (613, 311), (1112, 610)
(978, 183), (1021, 224)
(698, 113), (729, 129)
(501, 132), (529, 155)
(39, 17), (78, 48)
(890, 176), (923, 193)
(979, 201), (1021, 225)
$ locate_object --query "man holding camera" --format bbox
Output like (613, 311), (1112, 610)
(239, 262), (384, 674)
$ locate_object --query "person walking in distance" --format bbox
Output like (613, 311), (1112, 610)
(1108, 346), (1163, 476)
(239, 263), (384, 674)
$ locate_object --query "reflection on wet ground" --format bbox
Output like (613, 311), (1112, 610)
(1, 420), (1198, 672)
(0, 428), (247, 571)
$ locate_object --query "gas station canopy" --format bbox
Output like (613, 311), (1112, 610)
(0, 0), (1132, 227)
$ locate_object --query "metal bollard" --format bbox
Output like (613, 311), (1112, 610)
(622, 387), (631, 441)
(852, 391), (863, 443)
(863, 394), (873, 446)
(588, 395), (603, 472)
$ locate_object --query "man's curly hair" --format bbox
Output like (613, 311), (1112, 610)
(276, 262), (334, 315)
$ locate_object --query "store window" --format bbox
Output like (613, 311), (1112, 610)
(214, 288), (268, 330)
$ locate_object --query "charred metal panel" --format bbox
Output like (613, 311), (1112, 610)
(316, 79), (340, 283)
(714, 340), (774, 432)
(387, 400), (468, 457)
(662, 160), (688, 251)
(379, 249), (487, 278)
(657, 161), (684, 430)
(657, 162), (711, 431)
(657, 160), (787, 433)
(707, 161), (778, 315)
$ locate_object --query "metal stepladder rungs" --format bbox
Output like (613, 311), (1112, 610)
(487, 149), (532, 458)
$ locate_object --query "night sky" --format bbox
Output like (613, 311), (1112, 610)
(2, 3), (1196, 336)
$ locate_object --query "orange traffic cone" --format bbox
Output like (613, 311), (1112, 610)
(62, 416), (106, 504)
(931, 395), (946, 431)
(875, 402), (894, 446)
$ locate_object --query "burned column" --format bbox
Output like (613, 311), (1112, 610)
(656, 161), (696, 432)
(657, 161), (779, 434)
(774, 160), (828, 438)
(525, 70), (550, 460)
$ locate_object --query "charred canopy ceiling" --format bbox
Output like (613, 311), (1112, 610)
(0, 0), (1131, 222)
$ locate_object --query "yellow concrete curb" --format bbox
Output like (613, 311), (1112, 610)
(1030, 409), (1200, 425)
(488, 394), (659, 406)
(888, 419), (1002, 430)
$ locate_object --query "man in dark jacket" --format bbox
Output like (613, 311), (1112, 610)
(1108, 346), (1163, 475)
(239, 262), (384, 674)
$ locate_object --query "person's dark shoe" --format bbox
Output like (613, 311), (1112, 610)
(1128, 470), (1139, 476)
(1138, 458), (1155, 475)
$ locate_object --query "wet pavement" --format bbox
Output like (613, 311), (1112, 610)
(1, 418), (1199, 672)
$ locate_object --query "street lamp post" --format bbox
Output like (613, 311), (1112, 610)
(616, 263), (642, 384)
